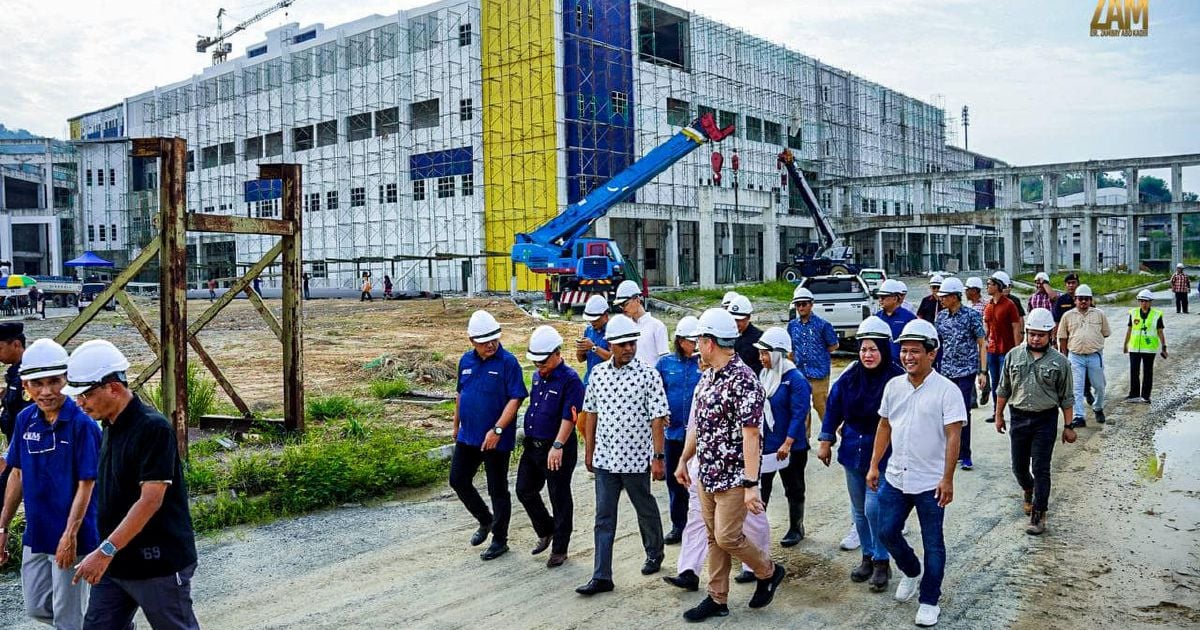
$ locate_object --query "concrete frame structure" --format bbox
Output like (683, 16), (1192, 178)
(0, 138), (79, 275)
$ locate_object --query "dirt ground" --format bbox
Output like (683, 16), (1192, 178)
(2, 291), (1199, 628)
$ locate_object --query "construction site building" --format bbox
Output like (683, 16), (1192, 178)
(0, 138), (79, 275)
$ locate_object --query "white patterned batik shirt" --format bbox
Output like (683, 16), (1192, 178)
(582, 357), (670, 474)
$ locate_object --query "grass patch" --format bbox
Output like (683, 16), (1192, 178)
(306, 394), (373, 422)
(369, 376), (413, 399)
(1, 513), (25, 573)
(660, 280), (797, 308)
(143, 363), (218, 425)
(1015, 272), (1168, 296)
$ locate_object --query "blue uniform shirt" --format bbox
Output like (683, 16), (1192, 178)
(5, 396), (102, 555)
(788, 315), (839, 379)
(582, 324), (609, 386)
(2, 362), (32, 442)
(523, 361), (584, 440)
(456, 345), (528, 451)
(655, 353), (701, 441)
(762, 369), (812, 453)
(876, 307), (916, 364)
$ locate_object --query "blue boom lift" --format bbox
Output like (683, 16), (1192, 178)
(512, 112), (733, 310)
(775, 148), (860, 282)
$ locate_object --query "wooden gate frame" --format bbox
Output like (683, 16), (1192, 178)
(55, 137), (305, 456)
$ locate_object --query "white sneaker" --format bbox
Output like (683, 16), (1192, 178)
(839, 527), (861, 551)
(915, 603), (941, 626)
(895, 571), (921, 602)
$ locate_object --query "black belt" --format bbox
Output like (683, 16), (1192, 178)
(1009, 407), (1058, 416)
(525, 436), (553, 449)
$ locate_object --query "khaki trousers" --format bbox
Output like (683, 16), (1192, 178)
(699, 485), (774, 604)
(808, 376), (831, 433)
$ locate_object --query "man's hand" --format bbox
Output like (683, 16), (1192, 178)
(1123, 346), (1129, 354)
(0, 458), (6, 476)
(481, 430), (500, 451)
(934, 477), (954, 508)
(651, 459), (665, 481)
(576, 338), (594, 352)
(1162, 348), (1168, 359)
(585, 451), (594, 473)
(744, 488), (765, 515)
(55, 535), (77, 569)
(72, 549), (112, 586)
(775, 441), (790, 461)
(1062, 426), (1077, 444)
(995, 413), (1006, 434)
(0, 532), (9, 566)
(817, 441), (833, 467)
(866, 467), (880, 491)
(675, 464), (691, 488)
(547, 448), (563, 471)
(976, 374), (986, 390)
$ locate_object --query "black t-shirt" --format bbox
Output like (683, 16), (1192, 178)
(1052, 293), (1075, 323)
(98, 397), (197, 579)
(917, 295), (943, 322)
(2, 362), (31, 442)
(735, 323), (764, 374)
(1007, 294), (1026, 317)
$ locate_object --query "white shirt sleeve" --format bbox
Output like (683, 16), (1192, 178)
(941, 380), (968, 425)
(655, 320), (669, 357)
(877, 378), (896, 419)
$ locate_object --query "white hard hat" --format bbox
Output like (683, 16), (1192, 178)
(605, 314), (641, 343)
(727, 295), (754, 319)
(896, 319), (940, 349)
(1075, 284), (1094, 298)
(674, 315), (700, 340)
(1026, 308), (1055, 332)
(1177, 263), (1185, 269)
(791, 286), (815, 304)
(467, 310), (502, 343)
(696, 308), (739, 340)
(721, 291), (741, 307)
(754, 327), (791, 352)
(929, 274), (944, 286)
(898, 281), (909, 294)
(877, 279), (905, 296)
(1034, 271), (1050, 282)
(63, 339), (131, 396)
(938, 277), (965, 296)
(1136, 289), (1153, 302)
(613, 280), (641, 306)
(19, 338), (69, 381)
(965, 277), (984, 290)
(582, 295), (610, 322)
(990, 271), (1012, 288)
(856, 316), (893, 340)
(526, 325), (565, 362)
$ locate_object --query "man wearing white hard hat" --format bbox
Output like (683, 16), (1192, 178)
(898, 282), (917, 314)
(612, 280), (669, 368)
(574, 295), (612, 386)
(0, 339), (101, 629)
(1170, 263), (1190, 314)
(721, 291), (741, 309)
(875, 279), (916, 366)
(867, 319), (965, 628)
(675, 308), (785, 621)
(1122, 290), (1167, 404)
(1028, 272), (1057, 314)
(576, 314), (670, 596)
(788, 285), (839, 423)
(451, 310), (529, 561)
(727, 294), (764, 373)
(1057, 285), (1110, 427)
(516, 325), (584, 568)
(64, 340), (199, 629)
(655, 316), (702, 545)
(916, 275), (944, 323)
(933, 277), (986, 471)
(994, 308), (1076, 536)
(984, 271), (1023, 415)
(964, 278), (986, 318)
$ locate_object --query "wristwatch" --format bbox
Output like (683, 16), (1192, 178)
(653, 452), (665, 461)
(552, 440), (564, 450)
(0, 527), (6, 534)
(98, 539), (118, 557)
(492, 426), (504, 436)
(740, 478), (759, 488)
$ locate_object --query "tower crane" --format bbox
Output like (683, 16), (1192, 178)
(196, 0), (296, 65)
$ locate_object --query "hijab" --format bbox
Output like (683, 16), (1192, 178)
(759, 350), (798, 432)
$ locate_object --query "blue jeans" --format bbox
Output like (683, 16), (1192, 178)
(950, 375), (975, 460)
(1068, 351), (1106, 418)
(844, 466), (888, 561)
(878, 480), (946, 606)
(664, 439), (688, 531)
(986, 352), (1006, 406)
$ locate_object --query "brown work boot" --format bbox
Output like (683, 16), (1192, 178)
(868, 560), (891, 592)
(850, 554), (873, 583)
(1022, 489), (1033, 515)
(1026, 511), (1046, 536)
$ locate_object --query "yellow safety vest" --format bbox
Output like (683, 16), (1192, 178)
(1127, 307), (1161, 353)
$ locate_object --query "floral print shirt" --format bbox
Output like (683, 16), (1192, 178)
(693, 355), (766, 493)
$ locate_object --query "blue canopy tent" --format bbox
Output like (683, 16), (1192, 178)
(64, 251), (115, 268)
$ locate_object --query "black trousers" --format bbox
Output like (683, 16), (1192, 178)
(1129, 352), (1156, 401)
(1009, 408), (1058, 513)
(761, 449), (808, 512)
(515, 435), (577, 554)
(663, 439), (688, 531)
(1175, 291), (1189, 314)
(449, 442), (511, 544)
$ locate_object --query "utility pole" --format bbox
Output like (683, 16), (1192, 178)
(961, 106), (970, 151)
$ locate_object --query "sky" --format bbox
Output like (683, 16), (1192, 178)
(1, 0), (1197, 173)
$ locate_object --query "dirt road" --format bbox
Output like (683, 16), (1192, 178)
(2, 299), (1198, 628)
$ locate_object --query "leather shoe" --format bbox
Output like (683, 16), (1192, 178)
(733, 569), (756, 584)
(663, 570), (700, 591)
(469, 522), (492, 547)
(780, 525), (805, 547)
(480, 542), (508, 561)
(531, 535), (552, 556)
(641, 556), (663, 575)
(576, 578), (615, 596)
(546, 552), (567, 568)
(664, 527), (683, 545)
(748, 562), (787, 609)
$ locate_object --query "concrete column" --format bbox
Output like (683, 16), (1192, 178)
(1003, 217), (1021, 273)
(1007, 175), (1021, 208)
(634, 223), (645, 281)
(1172, 212), (1184, 266)
(761, 204), (778, 284)
(924, 232), (932, 270)
(875, 230), (885, 270)
(664, 218), (680, 288)
(1127, 215), (1141, 272)
(1080, 213), (1098, 273)
(831, 187), (844, 216)
(1084, 170), (1098, 206)
(1041, 217), (1057, 273)
(698, 188), (716, 288)
(594, 216), (611, 239)
(1126, 168), (1139, 204)
(921, 180), (933, 214)
(1171, 164), (1184, 202)
(1043, 174), (1056, 207)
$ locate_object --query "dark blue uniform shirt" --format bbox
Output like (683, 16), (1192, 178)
(762, 369), (812, 453)
(582, 324), (609, 386)
(523, 362), (584, 441)
(655, 353), (701, 441)
(456, 345), (528, 451)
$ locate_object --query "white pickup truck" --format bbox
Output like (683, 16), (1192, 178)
(799, 274), (873, 342)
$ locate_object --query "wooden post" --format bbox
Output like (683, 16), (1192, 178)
(160, 137), (189, 456)
(262, 164), (304, 433)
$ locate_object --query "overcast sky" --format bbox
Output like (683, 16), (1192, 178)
(2, 0), (1197, 174)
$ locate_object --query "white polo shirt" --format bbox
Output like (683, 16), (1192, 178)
(632, 311), (670, 368)
(878, 370), (967, 494)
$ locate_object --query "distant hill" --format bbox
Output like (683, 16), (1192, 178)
(0, 124), (37, 140)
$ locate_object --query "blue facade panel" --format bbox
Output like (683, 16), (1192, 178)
(562, 0), (635, 204)
(410, 147), (473, 180)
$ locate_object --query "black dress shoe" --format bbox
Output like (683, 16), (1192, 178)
(575, 578), (615, 595)
(780, 525), (805, 547)
(733, 569), (756, 584)
(683, 596), (729, 622)
(480, 542), (508, 561)
(546, 552), (567, 568)
(1095, 410), (1106, 424)
(663, 570), (700, 591)
(641, 556), (663, 575)
(531, 535), (552, 555)
(748, 563), (787, 609)
(469, 522), (492, 547)
(664, 527), (683, 545)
